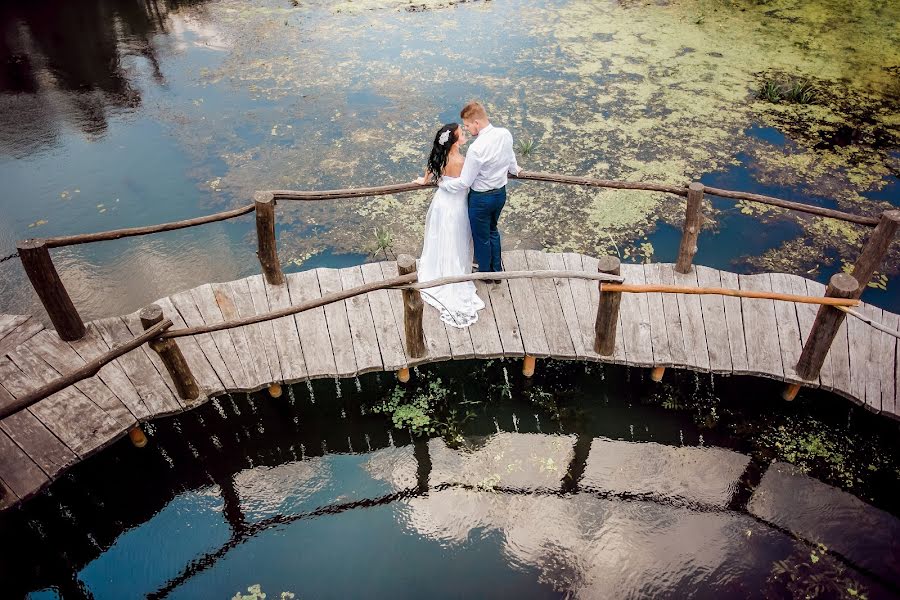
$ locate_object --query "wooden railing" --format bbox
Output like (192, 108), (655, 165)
(9, 170), (899, 424)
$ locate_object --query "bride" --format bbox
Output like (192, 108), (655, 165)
(413, 123), (485, 328)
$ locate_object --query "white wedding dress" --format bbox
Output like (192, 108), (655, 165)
(418, 175), (485, 328)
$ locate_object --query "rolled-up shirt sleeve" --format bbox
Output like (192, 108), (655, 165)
(507, 139), (521, 176)
(438, 148), (482, 194)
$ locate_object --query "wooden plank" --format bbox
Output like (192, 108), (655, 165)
(150, 298), (222, 402)
(789, 276), (827, 388)
(654, 264), (688, 367)
(0, 427), (48, 508)
(719, 270), (749, 374)
(0, 354), (121, 457)
(440, 307), (476, 360)
(768, 273), (806, 384)
(524, 250), (577, 359)
(738, 273), (784, 379)
(0, 405), (76, 480)
(247, 275), (284, 383)
(805, 279), (851, 396)
(873, 310), (898, 417)
(22, 330), (136, 428)
(641, 263), (672, 367)
(191, 284), (253, 390)
(485, 275), (525, 358)
(286, 270), (339, 378)
(338, 266), (384, 374)
(119, 312), (182, 400)
(694, 266), (733, 374)
(380, 261), (424, 366)
(618, 263), (654, 367)
(547, 253), (587, 358)
(360, 262), (408, 370)
(0, 319), (44, 357)
(672, 268), (710, 372)
(212, 282), (268, 390)
(562, 253), (601, 361)
(852, 302), (883, 413)
(67, 324), (152, 420)
(316, 269), (360, 377)
(413, 263), (454, 363)
(468, 280), (504, 359)
(170, 290), (238, 389)
(502, 250), (550, 358)
(0, 315), (29, 342)
(264, 276), (308, 383)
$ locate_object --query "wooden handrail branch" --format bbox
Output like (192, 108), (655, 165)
(599, 283), (861, 307)
(512, 171), (689, 196)
(42, 204), (256, 248)
(700, 186), (880, 227)
(160, 269), (626, 339)
(0, 318), (173, 420)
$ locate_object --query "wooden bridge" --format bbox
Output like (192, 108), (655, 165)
(0, 172), (898, 511)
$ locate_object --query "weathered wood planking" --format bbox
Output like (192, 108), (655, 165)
(468, 280), (504, 359)
(503, 250), (550, 358)
(338, 266), (384, 374)
(618, 264), (654, 367)
(718, 271), (749, 374)
(547, 253), (587, 358)
(524, 250), (577, 359)
(0, 427), (47, 509)
(672, 267), (710, 372)
(873, 310), (898, 417)
(652, 264), (687, 368)
(0, 319), (44, 357)
(0, 315), (29, 343)
(738, 273), (784, 378)
(247, 275), (284, 383)
(359, 262), (408, 371)
(0, 382), (75, 479)
(94, 317), (183, 415)
(790, 276), (827, 388)
(211, 283), (267, 390)
(0, 354), (121, 457)
(316, 268), (360, 377)
(217, 280), (274, 386)
(23, 330), (138, 426)
(380, 261), (431, 366)
(562, 253), (602, 362)
(169, 291), (238, 389)
(769, 273), (805, 384)
(485, 274), (525, 358)
(191, 285), (253, 390)
(805, 279), (852, 397)
(640, 263), (672, 367)
(848, 297), (877, 411)
(286, 270), (339, 378)
(263, 277), (308, 382)
(147, 298), (221, 403)
(695, 266), (733, 374)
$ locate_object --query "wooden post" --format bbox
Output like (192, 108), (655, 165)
(254, 191), (284, 285)
(675, 182), (704, 274)
(140, 304), (200, 401)
(594, 256), (622, 355)
(782, 383), (801, 401)
(522, 355), (536, 377)
(17, 239), (85, 341)
(650, 366), (665, 382)
(397, 254), (426, 358)
(397, 368), (411, 383)
(268, 383), (283, 398)
(128, 427), (148, 448)
(796, 273), (859, 380)
(849, 209), (900, 299)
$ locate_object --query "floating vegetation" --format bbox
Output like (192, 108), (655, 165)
(757, 79), (817, 105)
(515, 137), (537, 157)
(369, 227), (396, 261)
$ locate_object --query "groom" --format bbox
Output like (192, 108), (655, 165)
(438, 101), (521, 281)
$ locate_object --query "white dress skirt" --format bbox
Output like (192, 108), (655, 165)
(417, 175), (485, 328)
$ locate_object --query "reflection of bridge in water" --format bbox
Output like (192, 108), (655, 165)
(1, 173), (898, 516)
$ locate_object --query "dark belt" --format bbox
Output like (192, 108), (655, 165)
(469, 185), (506, 196)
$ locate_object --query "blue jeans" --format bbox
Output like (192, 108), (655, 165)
(468, 186), (506, 273)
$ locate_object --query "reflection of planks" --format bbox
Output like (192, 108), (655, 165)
(1, 254), (898, 511)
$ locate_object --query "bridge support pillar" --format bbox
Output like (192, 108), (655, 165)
(397, 367), (411, 383)
(254, 192), (285, 286)
(128, 426), (148, 448)
(796, 273), (859, 381)
(522, 355), (536, 377)
(140, 304), (201, 401)
(268, 383), (283, 398)
(675, 183), (704, 274)
(650, 366), (665, 382)
(781, 383), (801, 401)
(594, 256), (622, 355)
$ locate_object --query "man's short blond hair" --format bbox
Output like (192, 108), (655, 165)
(460, 101), (488, 121)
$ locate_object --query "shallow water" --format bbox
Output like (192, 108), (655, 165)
(2, 360), (899, 598)
(1, 0), (898, 323)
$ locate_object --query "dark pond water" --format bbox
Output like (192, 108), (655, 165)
(2, 360), (900, 598)
(1, 0), (899, 322)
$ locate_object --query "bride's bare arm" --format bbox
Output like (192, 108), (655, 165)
(413, 167), (433, 185)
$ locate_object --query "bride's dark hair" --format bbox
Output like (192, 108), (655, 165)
(426, 123), (460, 181)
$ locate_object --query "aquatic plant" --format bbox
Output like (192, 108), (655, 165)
(369, 227), (396, 260)
(758, 80), (782, 103)
(784, 80), (817, 104)
(767, 544), (868, 599)
(515, 137), (537, 157)
(232, 584), (295, 600)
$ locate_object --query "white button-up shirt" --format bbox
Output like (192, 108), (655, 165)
(438, 123), (520, 194)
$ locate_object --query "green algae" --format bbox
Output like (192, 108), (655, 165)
(159, 0), (899, 277)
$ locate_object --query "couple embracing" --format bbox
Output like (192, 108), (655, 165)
(414, 101), (522, 329)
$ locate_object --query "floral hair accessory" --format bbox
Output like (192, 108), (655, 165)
(438, 130), (451, 145)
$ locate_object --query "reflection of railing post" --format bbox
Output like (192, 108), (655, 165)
(140, 304), (200, 401)
(253, 191), (284, 286)
(17, 238), (85, 341)
(594, 256), (622, 355)
(849, 209), (900, 298)
(795, 273), (858, 381)
(675, 182), (704, 274)
(397, 254), (426, 359)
